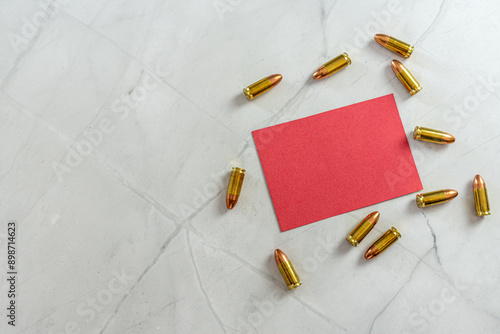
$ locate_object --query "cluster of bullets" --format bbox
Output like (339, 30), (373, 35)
(415, 175), (490, 217)
(346, 212), (401, 259)
(242, 52), (352, 101)
(225, 32), (492, 291)
(271, 212), (400, 291)
(241, 34), (420, 101)
(373, 34), (492, 216)
(374, 36), (492, 216)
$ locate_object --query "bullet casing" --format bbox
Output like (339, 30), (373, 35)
(324, 53), (351, 76)
(313, 53), (351, 79)
(384, 36), (414, 58)
(474, 188), (491, 216)
(413, 126), (455, 144)
(366, 227), (401, 259)
(416, 189), (458, 208)
(227, 167), (245, 195)
(274, 249), (301, 290)
(391, 60), (421, 95)
(474, 175), (491, 216)
(278, 261), (302, 290)
(346, 211), (380, 247)
(243, 74), (282, 100)
(226, 167), (245, 209)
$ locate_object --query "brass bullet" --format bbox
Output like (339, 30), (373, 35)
(374, 34), (414, 58)
(274, 249), (302, 290)
(474, 175), (491, 216)
(391, 60), (422, 95)
(313, 52), (351, 80)
(416, 189), (458, 208)
(413, 126), (455, 144)
(346, 211), (380, 247)
(365, 227), (401, 260)
(226, 167), (245, 209)
(243, 74), (282, 100)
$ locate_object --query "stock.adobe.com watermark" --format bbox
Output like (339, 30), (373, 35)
(213, 0), (243, 21)
(408, 279), (467, 332)
(340, 0), (403, 53)
(51, 69), (162, 182)
(235, 232), (335, 333)
(442, 74), (499, 131)
(7, 0), (69, 54)
(49, 269), (135, 334)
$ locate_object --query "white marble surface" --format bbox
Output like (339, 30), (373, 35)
(1, 0), (500, 333)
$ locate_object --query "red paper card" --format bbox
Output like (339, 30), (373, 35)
(252, 94), (422, 231)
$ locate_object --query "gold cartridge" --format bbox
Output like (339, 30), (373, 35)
(313, 52), (351, 80)
(226, 167), (245, 209)
(346, 211), (380, 247)
(365, 227), (401, 260)
(391, 60), (422, 95)
(413, 126), (455, 144)
(473, 175), (491, 216)
(374, 34), (414, 58)
(243, 74), (282, 100)
(416, 189), (458, 208)
(274, 249), (302, 290)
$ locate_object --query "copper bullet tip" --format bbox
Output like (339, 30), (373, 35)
(391, 59), (404, 74)
(445, 189), (458, 200)
(274, 249), (289, 265)
(313, 66), (328, 80)
(226, 194), (238, 210)
(364, 246), (380, 260)
(368, 211), (380, 223)
(268, 74), (282, 86)
(374, 34), (389, 46)
(474, 175), (486, 189)
(442, 133), (456, 144)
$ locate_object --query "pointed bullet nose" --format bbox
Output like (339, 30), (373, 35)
(374, 34), (389, 46)
(268, 74), (282, 86)
(313, 67), (328, 80)
(274, 249), (288, 265)
(391, 59), (403, 74)
(364, 247), (377, 260)
(445, 189), (458, 200)
(442, 133), (455, 144)
(364, 211), (380, 226)
(474, 175), (486, 189)
(226, 194), (238, 210)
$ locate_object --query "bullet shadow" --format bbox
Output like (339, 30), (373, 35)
(232, 91), (248, 108)
(303, 75), (318, 87)
(219, 171), (231, 215)
(218, 192), (228, 215)
(407, 195), (420, 213)
(357, 252), (368, 266)
(267, 252), (277, 277)
(335, 233), (369, 266)
(370, 39), (385, 53)
(336, 238), (352, 255)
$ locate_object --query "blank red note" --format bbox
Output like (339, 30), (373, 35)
(252, 94), (422, 231)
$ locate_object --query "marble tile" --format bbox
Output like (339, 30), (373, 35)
(18, 158), (178, 333)
(3, 12), (133, 141)
(1, 0), (500, 333)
